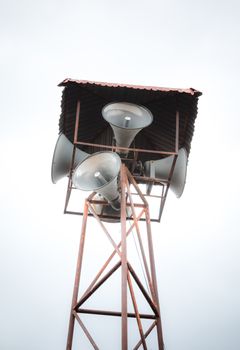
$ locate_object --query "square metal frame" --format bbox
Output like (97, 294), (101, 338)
(63, 100), (180, 223)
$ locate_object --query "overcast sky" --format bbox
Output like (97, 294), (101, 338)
(1, 0), (240, 349)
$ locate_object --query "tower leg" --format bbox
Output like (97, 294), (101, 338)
(66, 200), (89, 350)
(145, 208), (164, 350)
(120, 165), (128, 349)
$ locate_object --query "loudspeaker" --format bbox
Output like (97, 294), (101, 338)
(144, 148), (188, 198)
(91, 194), (132, 223)
(102, 102), (153, 154)
(72, 152), (121, 210)
(51, 134), (89, 184)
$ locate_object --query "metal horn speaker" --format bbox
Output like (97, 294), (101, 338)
(144, 148), (188, 198)
(51, 134), (89, 184)
(102, 102), (153, 154)
(72, 152), (121, 210)
(91, 194), (132, 223)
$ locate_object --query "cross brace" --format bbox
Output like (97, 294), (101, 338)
(66, 165), (164, 349)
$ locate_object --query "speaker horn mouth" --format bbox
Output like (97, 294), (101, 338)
(72, 151), (121, 209)
(102, 102), (153, 154)
(102, 102), (153, 130)
(72, 152), (121, 191)
(51, 133), (89, 184)
(144, 148), (188, 198)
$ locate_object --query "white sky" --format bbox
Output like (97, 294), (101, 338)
(0, 0), (240, 349)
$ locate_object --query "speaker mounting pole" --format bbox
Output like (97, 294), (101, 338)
(66, 165), (164, 349)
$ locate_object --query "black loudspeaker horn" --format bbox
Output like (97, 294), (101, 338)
(102, 102), (153, 154)
(144, 148), (188, 198)
(72, 152), (121, 210)
(51, 134), (89, 184)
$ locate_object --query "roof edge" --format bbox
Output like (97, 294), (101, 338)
(58, 78), (202, 97)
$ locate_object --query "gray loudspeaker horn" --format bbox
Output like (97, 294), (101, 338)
(102, 102), (153, 154)
(72, 152), (121, 210)
(91, 194), (132, 223)
(144, 148), (188, 198)
(51, 134), (89, 184)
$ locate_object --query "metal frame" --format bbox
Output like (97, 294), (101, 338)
(62, 99), (181, 348)
(64, 101), (180, 223)
(66, 164), (164, 349)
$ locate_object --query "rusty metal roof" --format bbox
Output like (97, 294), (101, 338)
(57, 78), (202, 163)
(59, 78), (201, 97)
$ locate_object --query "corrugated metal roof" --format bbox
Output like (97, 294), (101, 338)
(59, 78), (202, 97)
(57, 78), (202, 164)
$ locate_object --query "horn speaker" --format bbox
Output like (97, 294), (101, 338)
(91, 194), (132, 223)
(102, 102), (153, 154)
(144, 148), (188, 198)
(72, 152), (121, 210)
(51, 134), (89, 184)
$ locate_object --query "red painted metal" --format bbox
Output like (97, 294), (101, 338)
(133, 320), (157, 350)
(120, 164), (128, 349)
(63, 94), (186, 349)
(74, 101), (80, 144)
(144, 207), (164, 349)
(77, 309), (157, 319)
(127, 272), (147, 350)
(65, 166), (165, 349)
(75, 140), (178, 156)
(73, 311), (99, 350)
(59, 78), (201, 96)
(74, 261), (121, 310)
(66, 200), (89, 350)
(63, 101), (184, 222)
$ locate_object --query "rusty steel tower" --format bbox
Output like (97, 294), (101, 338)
(51, 79), (201, 349)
